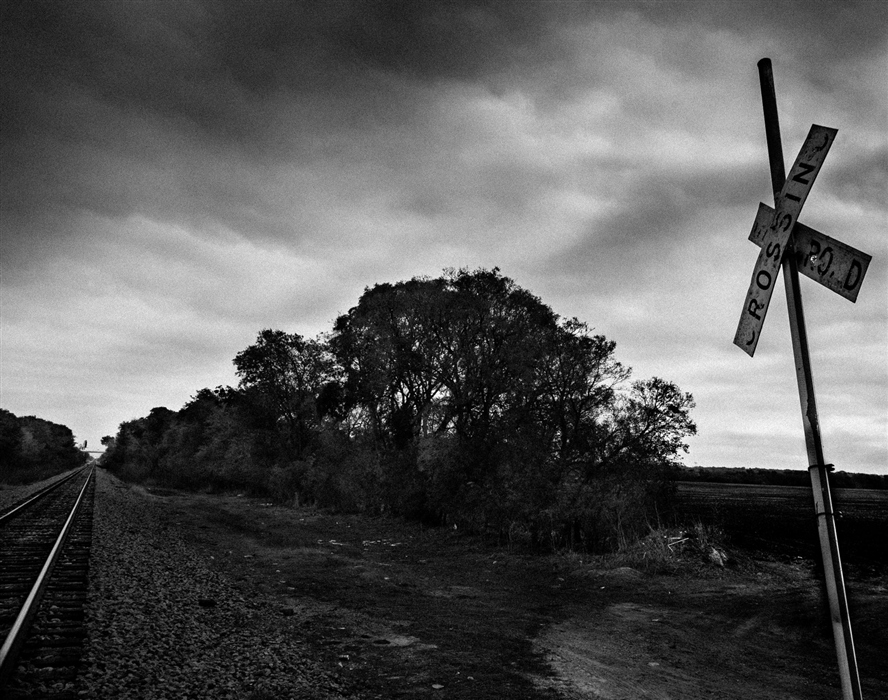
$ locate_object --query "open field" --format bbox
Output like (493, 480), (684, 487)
(675, 481), (888, 575)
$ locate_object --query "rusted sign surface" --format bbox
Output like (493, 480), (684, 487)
(734, 124), (838, 355)
(748, 202), (871, 303)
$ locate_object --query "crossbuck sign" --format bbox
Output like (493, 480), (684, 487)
(735, 57), (874, 700)
(733, 125), (871, 355)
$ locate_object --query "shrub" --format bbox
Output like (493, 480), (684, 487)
(266, 461), (310, 505)
(608, 522), (732, 574)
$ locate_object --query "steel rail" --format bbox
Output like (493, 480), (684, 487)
(0, 466), (95, 688)
(0, 466), (87, 526)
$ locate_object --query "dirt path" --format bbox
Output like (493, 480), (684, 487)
(536, 568), (877, 699)
(143, 487), (887, 699)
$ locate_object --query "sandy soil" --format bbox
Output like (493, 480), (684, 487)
(126, 483), (887, 699)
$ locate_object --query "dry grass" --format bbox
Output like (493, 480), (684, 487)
(598, 522), (738, 575)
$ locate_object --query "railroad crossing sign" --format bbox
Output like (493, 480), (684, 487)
(733, 124), (871, 354)
(735, 124), (861, 355)
(736, 58), (871, 700)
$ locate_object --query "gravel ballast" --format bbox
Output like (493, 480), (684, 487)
(78, 470), (359, 700)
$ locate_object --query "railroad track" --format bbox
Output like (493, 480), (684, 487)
(0, 466), (96, 699)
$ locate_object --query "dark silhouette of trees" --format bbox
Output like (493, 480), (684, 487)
(102, 268), (698, 551)
(0, 409), (22, 469)
(233, 329), (340, 456)
(326, 269), (696, 547)
(0, 408), (88, 482)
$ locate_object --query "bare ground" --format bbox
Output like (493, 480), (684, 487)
(132, 484), (887, 699)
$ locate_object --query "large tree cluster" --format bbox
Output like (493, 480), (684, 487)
(103, 269), (695, 551)
(0, 408), (88, 483)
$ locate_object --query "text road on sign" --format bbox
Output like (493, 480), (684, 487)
(748, 202), (871, 303)
(734, 124), (838, 356)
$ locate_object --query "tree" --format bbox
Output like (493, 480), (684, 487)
(0, 410), (87, 481)
(331, 269), (563, 448)
(330, 268), (696, 543)
(0, 408), (23, 472)
(233, 330), (341, 456)
(100, 268), (697, 551)
(331, 277), (452, 446)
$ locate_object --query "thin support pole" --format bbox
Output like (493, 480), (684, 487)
(757, 58), (862, 700)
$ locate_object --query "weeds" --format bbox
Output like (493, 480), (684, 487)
(604, 521), (735, 574)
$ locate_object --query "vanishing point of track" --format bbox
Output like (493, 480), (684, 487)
(0, 466), (96, 699)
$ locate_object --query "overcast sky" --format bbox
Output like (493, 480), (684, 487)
(1, 0), (885, 473)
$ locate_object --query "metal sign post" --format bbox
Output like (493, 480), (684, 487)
(733, 58), (866, 699)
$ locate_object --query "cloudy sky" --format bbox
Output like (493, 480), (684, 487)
(1, 0), (885, 473)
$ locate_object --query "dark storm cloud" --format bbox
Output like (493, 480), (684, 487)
(0, 0), (565, 265)
(4, 0), (882, 152)
(638, 0), (887, 62)
(0, 0), (556, 152)
(4, 0), (880, 264)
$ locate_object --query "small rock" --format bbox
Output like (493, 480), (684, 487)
(708, 546), (728, 567)
(432, 684), (444, 690)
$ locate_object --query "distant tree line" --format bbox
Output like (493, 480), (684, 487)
(102, 269), (696, 552)
(678, 466), (888, 490)
(0, 408), (89, 483)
